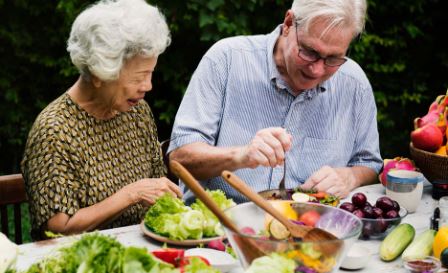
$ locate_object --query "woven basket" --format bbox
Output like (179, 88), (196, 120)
(409, 143), (448, 182)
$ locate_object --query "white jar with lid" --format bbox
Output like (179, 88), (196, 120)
(386, 170), (424, 213)
(439, 196), (448, 227)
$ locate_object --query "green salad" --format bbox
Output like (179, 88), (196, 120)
(7, 233), (219, 273)
(144, 190), (235, 240)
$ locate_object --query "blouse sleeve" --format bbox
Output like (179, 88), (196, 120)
(22, 118), (82, 232)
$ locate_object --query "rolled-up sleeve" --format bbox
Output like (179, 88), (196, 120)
(169, 43), (229, 153)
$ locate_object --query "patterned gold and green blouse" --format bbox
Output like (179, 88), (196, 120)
(21, 93), (166, 240)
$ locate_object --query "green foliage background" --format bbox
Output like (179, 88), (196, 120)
(0, 0), (447, 242)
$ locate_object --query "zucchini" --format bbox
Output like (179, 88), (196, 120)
(380, 223), (415, 261)
(402, 229), (436, 260)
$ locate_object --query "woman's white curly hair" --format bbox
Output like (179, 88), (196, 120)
(67, 0), (171, 81)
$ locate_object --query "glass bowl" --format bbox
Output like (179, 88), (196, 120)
(223, 201), (362, 272)
(403, 256), (441, 273)
(359, 207), (408, 240)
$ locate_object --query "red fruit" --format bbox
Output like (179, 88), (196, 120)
(151, 248), (185, 266)
(240, 227), (256, 235)
(379, 157), (416, 187)
(352, 192), (367, 208)
(207, 239), (226, 251)
(298, 210), (320, 227)
(411, 123), (443, 152)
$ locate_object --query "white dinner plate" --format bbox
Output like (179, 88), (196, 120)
(185, 248), (239, 272)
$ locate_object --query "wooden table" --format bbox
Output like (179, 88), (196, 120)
(15, 183), (438, 273)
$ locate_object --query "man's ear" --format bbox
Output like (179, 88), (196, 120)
(282, 10), (295, 36)
(91, 76), (102, 88)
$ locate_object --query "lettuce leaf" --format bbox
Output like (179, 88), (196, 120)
(244, 253), (296, 273)
(191, 190), (235, 237)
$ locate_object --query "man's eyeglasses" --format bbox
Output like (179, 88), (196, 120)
(294, 23), (347, 67)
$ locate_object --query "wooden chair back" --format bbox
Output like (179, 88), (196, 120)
(0, 173), (27, 244)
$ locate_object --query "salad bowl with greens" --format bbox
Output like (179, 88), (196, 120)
(223, 202), (362, 273)
(142, 190), (235, 245)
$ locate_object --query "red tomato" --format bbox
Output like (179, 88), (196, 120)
(298, 210), (321, 227)
(151, 248), (185, 266)
(308, 192), (327, 199)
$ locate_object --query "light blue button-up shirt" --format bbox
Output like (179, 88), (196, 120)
(169, 26), (382, 204)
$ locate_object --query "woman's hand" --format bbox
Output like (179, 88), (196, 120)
(122, 177), (182, 206)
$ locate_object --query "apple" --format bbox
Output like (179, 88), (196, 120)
(411, 123), (443, 152)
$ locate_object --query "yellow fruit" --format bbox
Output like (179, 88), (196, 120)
(435, 146), (447, 156)
(264, 200), (298, 228)
(268, 219), (291, 240)
(433, 226), (448, 259)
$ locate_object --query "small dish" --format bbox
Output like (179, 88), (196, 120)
(140, 222), (224, 246)
(185, 248), (239, 272)
(340, 243), (371, 270)
(403, 256), (441, 273)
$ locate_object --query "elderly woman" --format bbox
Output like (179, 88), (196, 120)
(21, 0), (181, 240)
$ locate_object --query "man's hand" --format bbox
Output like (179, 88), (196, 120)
(301, 166), (356, 198)
(236, 127), (292, 169)
(301, 166), (378, 198)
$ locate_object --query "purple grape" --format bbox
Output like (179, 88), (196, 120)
(372, 207), (383, 219)
(362, 221), (374, 238)
(352, 192), (367, 208)
(339, 202), (356, 212)
(375, 217), (389, 233)
(392, 200), (400, 212)
(376, 196), (394, 212)
(384, 210), (399, 219)
(352, 209), (365, 218)
(362, 206), (375, 219)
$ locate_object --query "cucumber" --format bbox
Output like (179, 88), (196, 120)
(402, 229), (436, 260)
(380, 223), (415, 261)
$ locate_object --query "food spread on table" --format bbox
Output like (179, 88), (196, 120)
(3, 233), (220, 273)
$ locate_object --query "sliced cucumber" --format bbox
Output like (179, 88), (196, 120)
(268, 219), (290, 240)
(181, 210), (204, 231)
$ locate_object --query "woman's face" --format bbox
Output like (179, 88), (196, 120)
(280, 13), (353, 93)
(102, 55), (158, 113)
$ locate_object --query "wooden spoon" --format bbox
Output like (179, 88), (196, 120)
(169, 160), (266, 264)
(222, 170), (342, 254)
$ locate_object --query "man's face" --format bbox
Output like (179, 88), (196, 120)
(280, 14), (353, 93)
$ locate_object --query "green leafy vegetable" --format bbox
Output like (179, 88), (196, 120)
(191, 190), (236, 237)
(244, 253), (296, 273)
(144, 191), (235, 240)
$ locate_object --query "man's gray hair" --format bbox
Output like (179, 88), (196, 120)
(291, 0), (367, 38)
(67, 0), (171, 81)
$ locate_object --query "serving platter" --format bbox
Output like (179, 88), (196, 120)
(140, 221), (224, 246)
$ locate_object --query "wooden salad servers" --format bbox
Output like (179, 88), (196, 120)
(221, 170), (342, 255)
(169, 160), (266, 263)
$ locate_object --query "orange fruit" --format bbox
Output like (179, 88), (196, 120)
(264, 200), (298, 228)
(435, 145), (447, 156)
